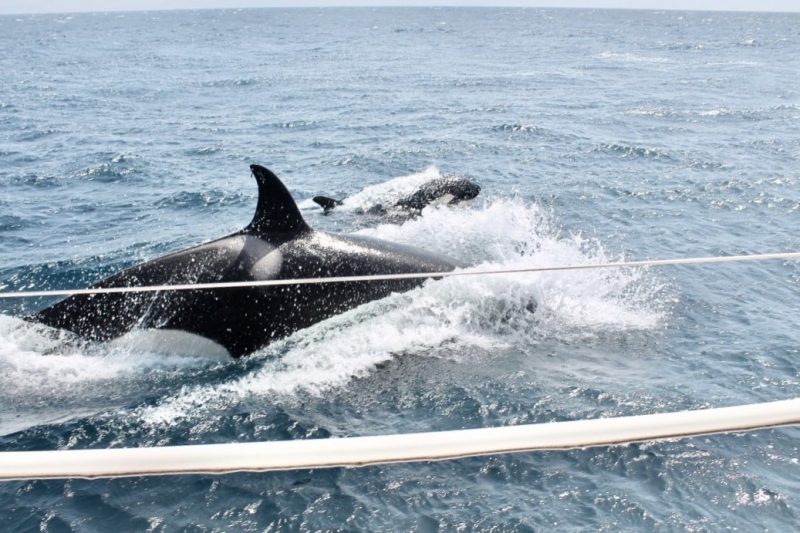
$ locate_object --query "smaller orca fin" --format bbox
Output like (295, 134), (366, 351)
(246, 164), (310, 235)
(312, 196), (342, 214)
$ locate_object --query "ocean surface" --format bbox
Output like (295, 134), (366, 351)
(1, 6), (799, 531)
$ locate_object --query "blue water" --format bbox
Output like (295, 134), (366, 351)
(1, 7), (799, 530)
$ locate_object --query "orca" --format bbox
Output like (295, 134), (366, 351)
(312, 175), (481, 215)
(28, 165), (458, 357)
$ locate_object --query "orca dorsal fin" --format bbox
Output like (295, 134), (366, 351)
(312, 195), (342, 214)
(246, 164), (310, 235)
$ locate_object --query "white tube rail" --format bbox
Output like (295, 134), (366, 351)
(1, 398), (797, 481)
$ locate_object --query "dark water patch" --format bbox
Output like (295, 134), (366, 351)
(12, 128), (63, 142)
(110, 126), (148, 136)
(593, 142), (677, 162)
(454, 105), (512, 114)
(308, 140), (345, 150)
(393, 26), (425, 33)
(2, 394), (334, 453)
(0, 236), (31, 258)
(47, 94), (104, 111)
(744, 138), (798, 158)
(91, 85), (164, 100)
(200, 77), (261, 88)
(268, 120), (321, 130)
(7, 172), (63, 188)
(69, 153), (149, 183)
(321, 153), (387, 169)
(0, 236), (167, 290)
(72, 163), (140, 183)
(0, 215), (29, 232)
(54, 57), (93, 68)
(626, 107), (685, 119)
(687, 158), (732, 171)
(658, 41), (706, 51)
(438, 77), (501, 89)
(155, 189), (249, 210)
(736, 38), (762, 47)
(491, 123), (543, 135)
(185, 145), (223, 156)
(0, 258), (127, 298)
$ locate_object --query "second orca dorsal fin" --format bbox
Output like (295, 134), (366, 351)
(246, 164), (310, 235)
(312, 195), (342, 214)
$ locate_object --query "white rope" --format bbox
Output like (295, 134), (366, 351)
(2, 251), (799, 299)
(1, 398), (797, 481)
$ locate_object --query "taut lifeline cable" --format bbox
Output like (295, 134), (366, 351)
(1, 251), (799, 299)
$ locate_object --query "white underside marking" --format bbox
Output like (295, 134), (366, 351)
(109, 329), (232, 360)
(429, 193), (455, 206)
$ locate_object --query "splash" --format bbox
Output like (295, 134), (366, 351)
(0, 315), (225, 435)
(359, 198), (665, 333)
(138, 197), (667, 426)
(298, 166), (452, 212)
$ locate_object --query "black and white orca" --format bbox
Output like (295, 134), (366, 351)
(29, 165), (458, 357)
(312, 175), (481, 215)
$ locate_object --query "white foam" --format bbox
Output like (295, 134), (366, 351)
(0, 316), (221, 385)
(0, 316), (128, 386)
(0, 315), (227, 434)
(359, 198), (664, 334)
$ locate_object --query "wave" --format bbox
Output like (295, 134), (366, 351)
(200, 77), (260, 88)
(736, 38), (761, 47)
(594, 142), (676, 162)
(627, 104), (799, 121)
(12, 128), (62, 142)
(660, 41), (705, 51)
(627, 108), (681, 118)
(71, 152), (147, 183)
(185, 145), (223, 156)
(270, 120), (319, 130)
(596, 51), (672, 64)
(155, 189), (249, 210)
(696, 106), (798, 120)
(7, 172), (62, 188)
(491, 124), (542, 134)
(0, 214), (29, 232)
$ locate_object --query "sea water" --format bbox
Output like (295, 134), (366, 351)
(0, 7), (798, 531)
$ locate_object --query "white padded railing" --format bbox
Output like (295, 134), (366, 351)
(1, 398), (798, 481)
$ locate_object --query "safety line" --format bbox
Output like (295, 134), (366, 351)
(0, 398), (797, 481)
(1, 251), (799, 299)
